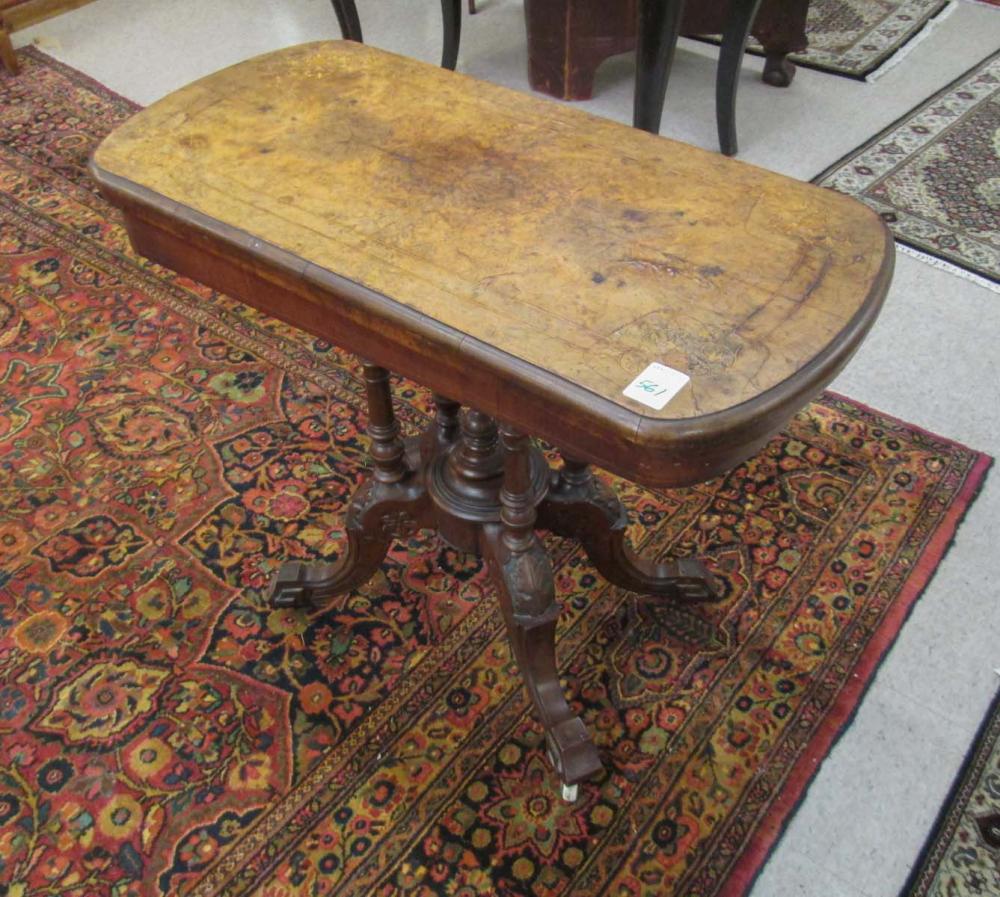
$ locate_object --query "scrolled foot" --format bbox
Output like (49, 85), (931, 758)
(269, 554), (383, 608)
(642, 556), (719, 602)
(545, 716), (603, 788)
(270, 561), (315, 608)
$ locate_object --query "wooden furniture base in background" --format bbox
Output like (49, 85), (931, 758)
(525, 0), (809, 101)
(323, 0), (803, 154)
(0, 0), (98, 74)
(273, 365), (718, 790)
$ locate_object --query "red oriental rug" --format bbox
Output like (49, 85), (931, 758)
(0, 48), (992, 897)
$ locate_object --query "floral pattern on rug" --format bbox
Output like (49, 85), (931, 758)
(902, 688), (1000, 896)
(815, 49), (1000, 286)
(0, 48), (992, 897)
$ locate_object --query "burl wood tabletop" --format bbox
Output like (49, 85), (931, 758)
(88, 40), (895, 788)
(91, 41), (891, 486)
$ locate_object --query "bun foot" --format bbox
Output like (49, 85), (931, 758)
(762, 52), (796, 87)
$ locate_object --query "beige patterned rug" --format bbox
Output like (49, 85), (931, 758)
(814, 49), (1000, 291)
(902, 688), (1000, 896)
(747, 0), (955, 80)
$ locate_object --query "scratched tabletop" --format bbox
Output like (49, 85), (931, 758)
(92, 41), (890, 423)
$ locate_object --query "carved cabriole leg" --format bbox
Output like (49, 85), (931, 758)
(270, 364), (430, 608)
(480, 427), (602, 791)
(537, 456), (719, 602)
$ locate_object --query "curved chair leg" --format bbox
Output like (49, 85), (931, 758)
(441, 0), (461, 70)
(330, 0), (363, 41)
(633, 0), (686, 134)
(537, 458), (719, 602)
(481, 428), (602, 789)
(716, 0), (764, 155)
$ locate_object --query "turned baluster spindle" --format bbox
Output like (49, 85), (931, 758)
(447, 409), (503, 482)
(433, 395), (462, 444)
(362, 363), (407, 484)
(499, 426), (537, 555)
(559, 455), (592, 491)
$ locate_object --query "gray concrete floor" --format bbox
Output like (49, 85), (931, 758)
(11, 1), (1000, 894)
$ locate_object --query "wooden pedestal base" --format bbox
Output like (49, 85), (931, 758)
(271, 364), (719, 791)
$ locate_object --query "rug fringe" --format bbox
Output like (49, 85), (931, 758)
(895, 243), (1000, 294)
(866, 0), (959, 82)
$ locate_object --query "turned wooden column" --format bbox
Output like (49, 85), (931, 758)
(364, 363), (408, 484)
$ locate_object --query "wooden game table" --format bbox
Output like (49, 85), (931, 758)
(90, 41), (892, 798)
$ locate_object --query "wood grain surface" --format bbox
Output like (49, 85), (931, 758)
(91, 41), (892, 487)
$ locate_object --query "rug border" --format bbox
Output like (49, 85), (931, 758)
(898, 682), (1000, 896)
(9, 44), (140, 110)
(721, 392), (993, 897)
(691, 0), (952, 82)
(811, 47), (1000, 285)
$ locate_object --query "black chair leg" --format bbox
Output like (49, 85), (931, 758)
(330, 0), (363, 42)
(633, 0), (686, 135)
(716, 0), (764, 155)
(441, 0), (461, 70)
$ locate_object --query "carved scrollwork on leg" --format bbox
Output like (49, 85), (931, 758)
(270, 361), (431, 608)
(270, 477), (431, 608)
(480, 427), (602, 788)
(482, 524), (603, 787)
(537, 457), (720, 603)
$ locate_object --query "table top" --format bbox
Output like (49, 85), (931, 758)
(91, 40), (892, 486)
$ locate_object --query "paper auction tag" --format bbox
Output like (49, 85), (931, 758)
(623, 362), (690, 410)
